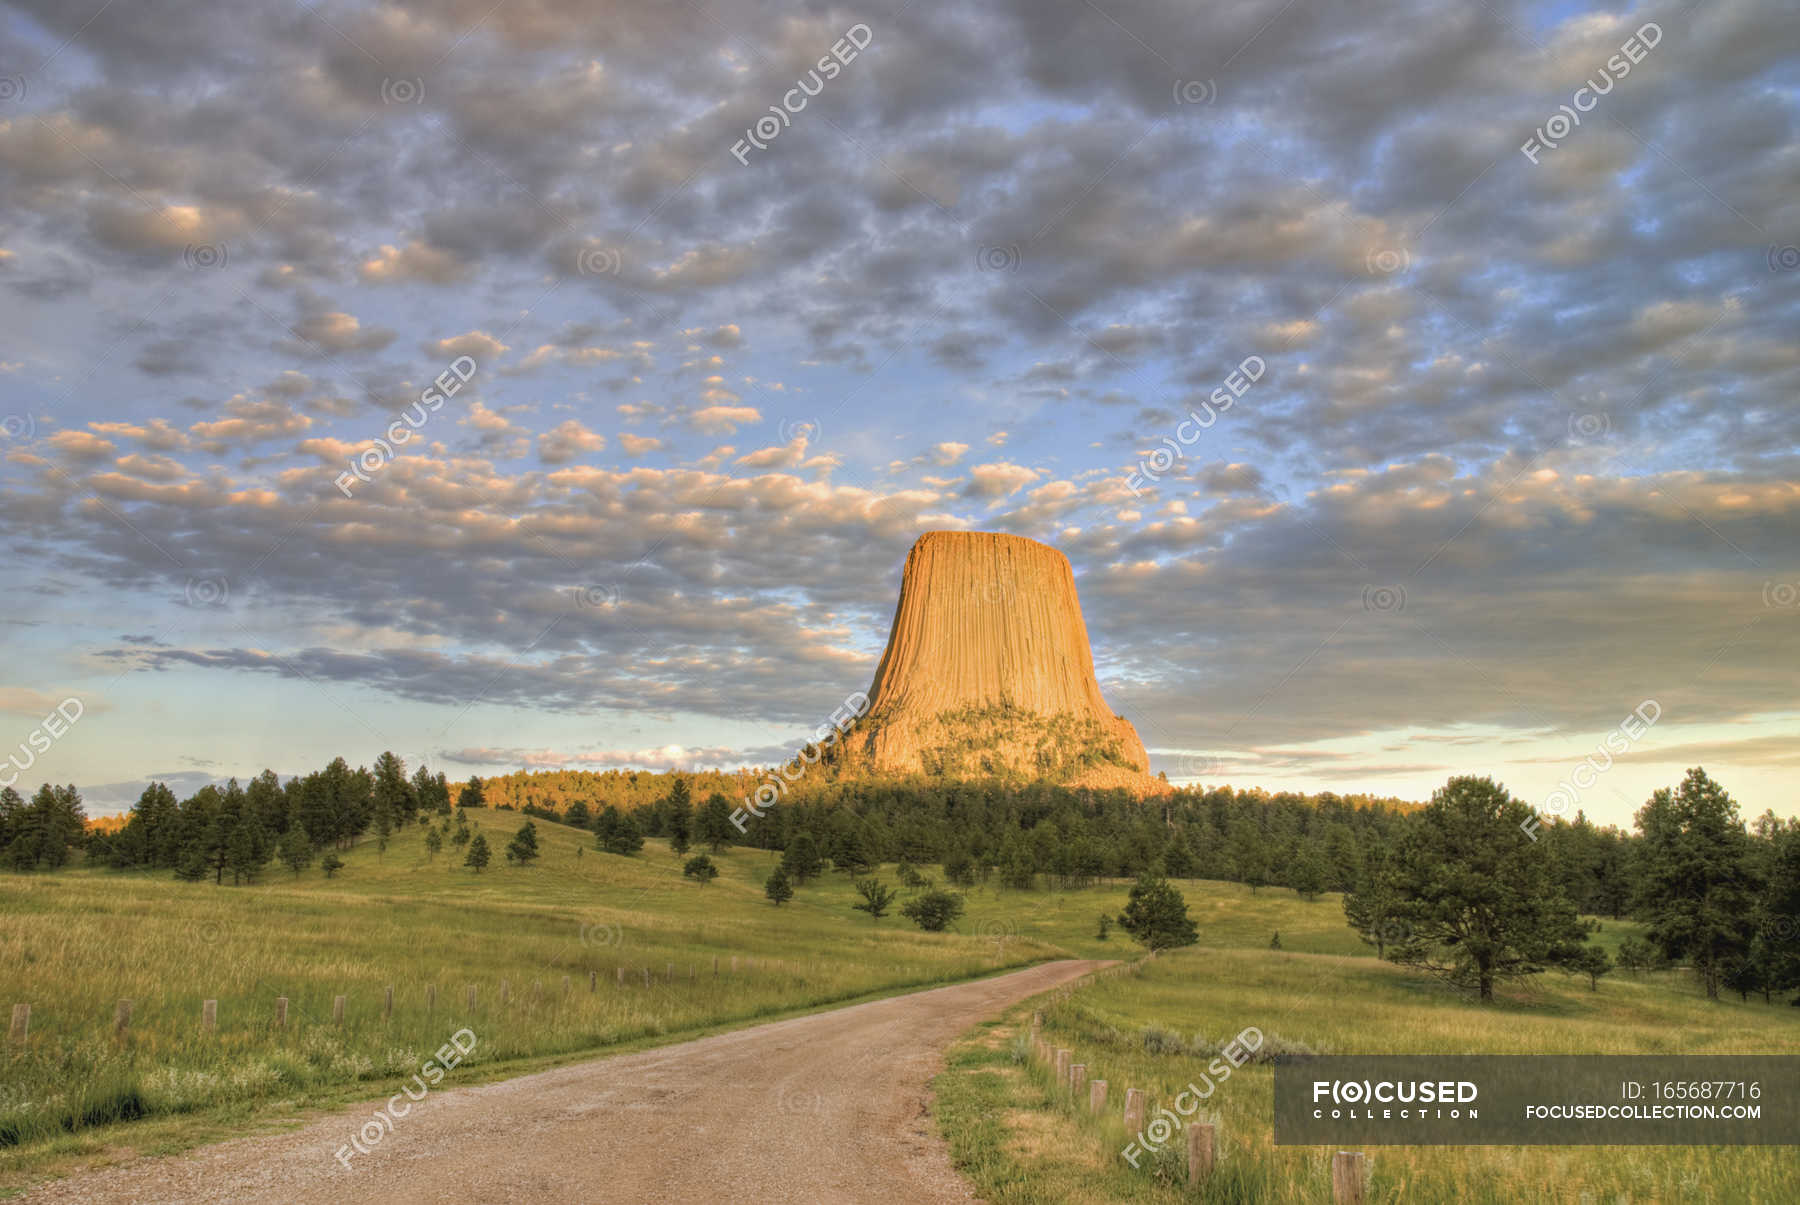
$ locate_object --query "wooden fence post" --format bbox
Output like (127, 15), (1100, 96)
(1332, 1151), (1365, 1204)
(202, 999), (217, 1032)
(1089, 1079), (1108, 1114)
(1069, 1062), (1086, 1095)
(275, 997), (288, 1029)
(114, 998), (132, 1036)
(1188, 1123), (1216, 1183)
(589, 970), (597, 993)
(426, 985), (436, 1012)
(1054, 1048), (1070, 1084)
(467, 985), (477, 1010)
(713, 956), (719, 976)
(616, 967), (625, 986)
(333, 995), (346, 1025)
(9, 1003), (29, 1045)
(642, 968), (651, 988)
(383, 985), (394, 1021)
(1124, 1088), (1145, 1133)
(499, 979), (510, 1005)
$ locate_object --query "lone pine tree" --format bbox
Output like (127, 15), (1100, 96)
(1382, 776), (1587, 1002)
(1117, 873), (1199, 950)
(506, 820), (540, 866)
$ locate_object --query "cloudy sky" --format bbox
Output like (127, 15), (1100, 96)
(1, 0), (1796, 825)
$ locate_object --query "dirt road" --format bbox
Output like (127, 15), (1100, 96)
(19, 960), (1106, 1204)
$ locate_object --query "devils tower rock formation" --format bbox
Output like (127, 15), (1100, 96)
(835, 531), (1166, 795)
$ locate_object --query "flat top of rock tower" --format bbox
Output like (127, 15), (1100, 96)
(909, 529), (1070, 562)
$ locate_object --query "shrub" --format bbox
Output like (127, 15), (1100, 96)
(900, 888), (965, 932)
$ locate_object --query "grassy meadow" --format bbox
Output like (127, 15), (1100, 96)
(8, 815), (1797, 1202)
(935, 881), (1800, 1204)
(0, 807), (1087, 1190)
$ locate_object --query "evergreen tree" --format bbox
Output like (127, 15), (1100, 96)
(683, 853), (718, 884)
(0, 786), (24, 867)
(173, 802), (214, 881)
(411, 764), (446, 816)
(781, 832), (823, 884)
(1117, 873), (1199, 950)
(564, 799), (591, 829)
(944, 850), (976, 887)
(665, 778), (693, 850)
(121, 781), (181, 868)
(831, 827), (874, 875)
(998, 831), (1036, 890)
(1723, 942), (1770, 1002)
(1570, 944), (1613, 991)
(1385, 776), (1588, 1002)
(246, 769), (286, 836)
(464, 832), (491, 872)
(373, 751), (415, 826)
(662, 774), (687, 842)
(458, 776), (486, 809)
(1634, 768), (1760, 1000)
(505, 820), (541, 866)
(900, 888), (965, 932)
(1162, 833), (1198, 879)
(1289, 845), (1328, 901)
(1230, 819), (1270, 894)
(764, 864), (794, 905)
(1321, 822), (1362, 892)
(278, 823), (314, 875)
(852, 877), (897, 921)
(697, 792), (736, 853)
(171, 784), (223, 882)
(1761, 824), (1800, 1001)
(1616, 936), (1658, 975)
(209, 778), (249, 883)
(595, 806), (645, 856)
(424, 826), (443, 860)
(321, 851), (344, 878)
(2, 783), (86, 869)
(224, 814), (270, 884)
(1343, 849), (1406, 959)
(294, 758), (372, 849)
(373, 795), (394, 858)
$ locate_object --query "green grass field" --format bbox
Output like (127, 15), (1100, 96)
(935, 881), (1800, 1204)
(8, 816), (1797, 1202)
(0, 808), (1082, 1190)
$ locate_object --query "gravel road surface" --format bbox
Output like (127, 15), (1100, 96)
(18, 959), (1106, 1204)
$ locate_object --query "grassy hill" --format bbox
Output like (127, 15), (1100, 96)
(937, 891), (1800, 1204)
(8, 811), (1797, 1201)
(0, 807), (1071, 1189)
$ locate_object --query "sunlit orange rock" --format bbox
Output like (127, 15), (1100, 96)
(836, 531), (1167, 795)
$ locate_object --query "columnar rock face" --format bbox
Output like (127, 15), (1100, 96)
(836, 530), (1165, 794)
